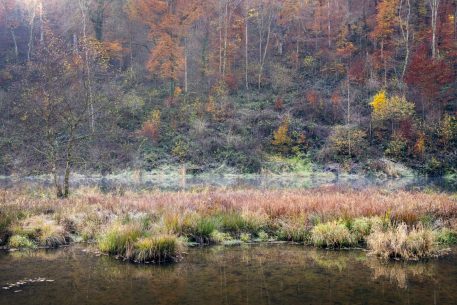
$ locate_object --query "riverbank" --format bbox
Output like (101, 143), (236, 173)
(1, 187), (456, 262)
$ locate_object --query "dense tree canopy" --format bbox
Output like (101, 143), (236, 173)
(0, 0), (456, 193)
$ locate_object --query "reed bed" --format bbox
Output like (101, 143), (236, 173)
(0, 186), (456, 261)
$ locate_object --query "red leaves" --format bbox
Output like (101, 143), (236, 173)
(405, 45), (454, 102)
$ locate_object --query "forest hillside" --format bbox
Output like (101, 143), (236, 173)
(0, 0), (456, 182)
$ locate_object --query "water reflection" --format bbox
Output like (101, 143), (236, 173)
(1, 244), (456, 305)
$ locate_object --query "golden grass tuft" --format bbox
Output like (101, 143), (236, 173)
(367, 223), (442, 260)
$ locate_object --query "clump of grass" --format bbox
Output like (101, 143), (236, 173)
(436, 228), (457, 245)
(277, 216), (310, 242)
(192, 216), (219, 243)
(210, 230), (232, 243)
(241, 210), (269, 233)
(367, 223), (442, 260)
(134, 235), (181, 263)
(12, 215), (67, 248)
(98, 222), (143, 257)
(98, 222), (182, 263)
(240, 233), (251, 242)
(257, 230), (269, 242)
(8, 235), (36, 249)
(219, 212), (246, 233)
(311, 221), (355, 248)
(349, 217), (384, 244)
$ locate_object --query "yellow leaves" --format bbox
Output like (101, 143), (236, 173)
(414, 133), (426, 157)
(173, 86), (182, 97)
(247, 8), (258, 18)
(150, 109), (161, 123)
(272, 117), (291, 147)
(370, 90), (387, 113)
(370, 90), (414, 123)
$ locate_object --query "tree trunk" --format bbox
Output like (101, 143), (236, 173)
(399, 0), (411, 82)
(184, 37), (188, 93)
(27, 6), (37, 62)
(258, 5), (273, 89)
(79, 0), (95, 132)
(39, 1), (44, 45)
(327, 0), (331, 48)
(429, 0), (440, 59)
(9, 28), (18, 59)
(245, 6), (249, 90)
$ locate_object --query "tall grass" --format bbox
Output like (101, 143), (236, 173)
(367, 224), (442, 260)
(2, 187), (456, 261)
(98, 221), (181, 262)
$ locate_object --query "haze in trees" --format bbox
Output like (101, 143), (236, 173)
(0, 0), (456, 197)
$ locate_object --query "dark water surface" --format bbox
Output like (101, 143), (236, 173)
(1, 244), (457, 305)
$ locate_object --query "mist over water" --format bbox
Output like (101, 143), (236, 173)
(1, 173), (456, 193)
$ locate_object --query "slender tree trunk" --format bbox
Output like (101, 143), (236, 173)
(347, 77), (351, 157)
(184, 37), (188, 93)
(63, 137), (74, 198)
(222, 1), (228, 77)
(399, 0), (411, 82)
(429, 0), (440, 59)
(218, 1), (223, 75)
(381, 39), (387, 87)
(27, 5), (37, 62)
(9, 28), (18, 59)
(39, 1), (44, 45)
(327, 0), (331, 48)
(245, 6), (249, 90)
(258, 6), (273, 89)
(79, 0), (95, 132)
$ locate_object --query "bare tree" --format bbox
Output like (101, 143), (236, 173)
(428, 0), (440, 59)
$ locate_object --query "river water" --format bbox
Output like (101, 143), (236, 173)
(1, 244), (456, 305)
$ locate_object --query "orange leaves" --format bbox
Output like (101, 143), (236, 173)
(306, 90), (319, 106)
(147, 33), (184, 81)
(413, 133), (426, 157)
(103, 41), (124, 59)
(129, 0), (200, 83)
(139, 110), (161, 142)
(371, 0), (399, 41)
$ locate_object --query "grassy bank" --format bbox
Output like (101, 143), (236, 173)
(0, 187), (456, 262)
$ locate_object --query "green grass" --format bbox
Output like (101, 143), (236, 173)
(134, 235), (180, 263)
(311, 221), (355, 248)
(8, 235), (36, 249)
(98, 222), (181, 262)
(436, 228), (457, 245)
(98, 223), (143, 256)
